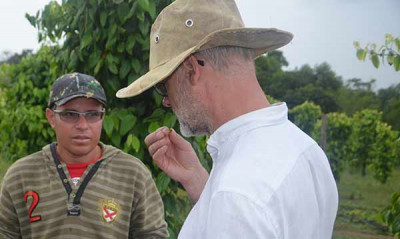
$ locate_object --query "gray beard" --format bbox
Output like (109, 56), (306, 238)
(178, 117), (209, 137)
(173, 108), (211, 137)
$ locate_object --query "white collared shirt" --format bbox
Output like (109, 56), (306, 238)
(178, 103), (338, 239)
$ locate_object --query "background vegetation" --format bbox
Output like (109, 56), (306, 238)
(0, 0), (399, 238)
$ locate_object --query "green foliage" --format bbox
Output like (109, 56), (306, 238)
(369, 122), (397, 183)
(350, 109), (397, 183)
(0, 46), (58, 161)
(266, 94), (280, 104)
(289, 101), (322, 137)
(337, 78), (380, 116)
(378, 83), (400, 131)
(395, 138), (400, 166)
(380, 192), (400, 237)
(255, 50), (287, 92)
(350, 109), (382, 176)
(314, 112), (353, 181)
(260, 61), (342, 113)
(354, 34), (400, 71)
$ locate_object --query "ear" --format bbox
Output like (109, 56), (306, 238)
(46, 108), (56, 128)
(183, 55), (203, 86)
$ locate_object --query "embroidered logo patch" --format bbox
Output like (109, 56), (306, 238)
(99, 199), (120, 224)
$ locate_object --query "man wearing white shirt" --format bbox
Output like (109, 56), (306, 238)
(116, 0), (338, 238)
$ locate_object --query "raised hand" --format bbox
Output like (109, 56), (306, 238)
(145, 127), (209, 202)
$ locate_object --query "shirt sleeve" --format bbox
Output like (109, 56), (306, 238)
(205, 191), (280, 239)
(128, 170), (169, 239)
(0, 176), (21, 238)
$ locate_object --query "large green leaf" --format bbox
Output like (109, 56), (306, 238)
(25, 13), (37, 27)
(356, 49), (365, 61)
(126, 36), (136, 53)
(148, 122), (160, 133)
(111, 131), (121, 147)
(88, 51), (101, 69)
(155, 172), (171, 193)
(103, 115), (114, 138)
(100, 12), (107, 27)
(80, 33), (92, 50)
(119, 60), (131, 79)
(394, 56), (400, 71)
(131, 134), (140, 153)
(371, 54), (380, 68)
(119, 114), (137, 136)
(395, 39), (400, 52)
(138, 0), (150, 12)
(108, 63), (118, 75)
(117, 3), (130, 23)
(131, 59), (141, 73)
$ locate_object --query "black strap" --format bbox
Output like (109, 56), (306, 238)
(73, 160), (102, 205)
(50, 143), (72, 195)
(50, 142), (103, 216)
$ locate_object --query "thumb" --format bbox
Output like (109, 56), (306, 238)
(169, 129), (190, 149)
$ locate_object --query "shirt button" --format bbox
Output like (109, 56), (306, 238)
(71, 193), (76, 198)
(57, 164), (62, 169)
(63, 179), (68, 183)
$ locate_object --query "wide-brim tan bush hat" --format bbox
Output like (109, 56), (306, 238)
(116, 0), (293, 98)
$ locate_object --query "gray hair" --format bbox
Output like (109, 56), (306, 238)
(193, 46), (255, 73)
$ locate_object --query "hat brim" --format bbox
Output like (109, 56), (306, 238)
(53, 94), (107, 107)
(116, 27), (293, 98)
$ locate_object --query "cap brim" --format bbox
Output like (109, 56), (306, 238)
(54, 94), (106, 107)
(116, 27), (293, 98)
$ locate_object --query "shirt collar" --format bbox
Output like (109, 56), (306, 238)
(207, 102), (288, 155)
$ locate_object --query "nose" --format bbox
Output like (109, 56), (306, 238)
(75, 115), (89, 129)
(162, 97), (171, 107)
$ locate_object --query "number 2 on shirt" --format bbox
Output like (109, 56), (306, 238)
(24, 191), (42, 223)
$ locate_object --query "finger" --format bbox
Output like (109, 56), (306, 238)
(152, 145), (168, 170)
(148, 136), (171, 156)
(144, 127), (170, 147)
(169, 128), (191, 150)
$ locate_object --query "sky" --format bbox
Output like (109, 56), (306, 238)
(0, 0), (399, 90)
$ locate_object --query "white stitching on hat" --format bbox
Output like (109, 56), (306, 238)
(76, 75), (80, 88)
(185, 19), (193, 27)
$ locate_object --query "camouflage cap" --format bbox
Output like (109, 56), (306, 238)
(48, 72), (107, 108)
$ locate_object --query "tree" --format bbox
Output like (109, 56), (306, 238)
(259, 62), (343, 113)
(369, 121), (397, 183)
(255, 50), (288, 93)
(0, 46), (57, 161)
(350, 109), (382, 176)
(313, 112), (352, 181)
(0, 50), (33, 65)
(288, 101), (322, 137)
(378, 83), (400, 130)
(336, 78), (379, 116)
(380, 192), (400, 238)
(350, 109), (397, 183)
(354, 33), (400, 71)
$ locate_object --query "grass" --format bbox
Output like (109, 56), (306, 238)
(333, 166), (400, 239)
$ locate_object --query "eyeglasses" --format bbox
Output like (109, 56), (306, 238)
(154, 60), (205, 97)
(52, 109), (105, 123)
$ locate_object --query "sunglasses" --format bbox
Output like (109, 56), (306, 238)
(52, 109), (105, 123)
(154, 60), (205, 97)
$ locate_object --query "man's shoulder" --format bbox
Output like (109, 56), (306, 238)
(2, 149), (46, 182)
(9, 150), (45, 169)
(102, 144), (151, 176)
